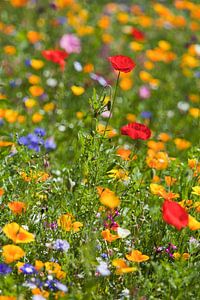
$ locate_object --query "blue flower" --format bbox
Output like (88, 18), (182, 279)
(0, 263), (12, 275)
(20, 264), (37, 275)
(53, 239), (70, 252)
(140, 111), (152, 119)
(34, 128), (46, 137)
(45, 138), (56, 151)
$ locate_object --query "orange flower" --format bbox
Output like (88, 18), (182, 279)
(8, 201), (26, 214)
(116, 148), (132, 160)
(27, 31), (42, 44)
(165, 176), (177, 187)
(2, 244), (25, 263)
(174, 138), (191, 150)
(101, 229), (119, 242)
(0, 187), (4, 196)
(3, 222), (35, 243)
(126, 250), (149, 262)
(29, 86), (44, 97)
(0, 297), (16, 300)
(97, 187), (120, 208)
(112, 258), (137, 275)
(146, 151), (169, 170)
(10, 0), (28, 7)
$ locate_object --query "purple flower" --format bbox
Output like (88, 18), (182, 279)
(20, 264), (37, 275)
(53, 239), (70, 252)
(34, 128), (46, 137)
(18, 136), (29, 146)
(0, 263), (12, 275)
(60, 34), (81, 54)
(45, 138), (56, 151)
(141, 111), (152, 119)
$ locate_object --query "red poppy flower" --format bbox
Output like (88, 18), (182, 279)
(162, 200), (189, 230)
(131, 28), (145, 41)
(108, 55), (136, 73)
(120, 122), (151, 140)
(42, 49), (68, 70)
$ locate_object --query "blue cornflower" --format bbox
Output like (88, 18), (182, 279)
(0, 263), (12, 275)
(20, 264), (37, 275)
(18, 136), (29, 146)
(53, 239), (70, 252)
(140, 111), (152, 119)
(34, 128), (46, 137)
(45, 138), (56, 151)
(45, 279), (68, 292)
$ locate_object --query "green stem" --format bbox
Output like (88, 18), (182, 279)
(103, 71), (121, 136)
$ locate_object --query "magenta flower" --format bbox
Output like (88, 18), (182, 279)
(59, 34), (81, 54)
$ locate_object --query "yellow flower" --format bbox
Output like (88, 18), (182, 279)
(189, 108), (200, 118)
(188, 215), (200, 230)
(2, 244), (25, 263)
(126, 250), (149, 262)
(150, 183), (165, 195)
(96, 123), (117, 138)
(112, 259), (137, 275)
(97, 187), (120, 208)
(119, 77), (133, 90)
(192, 186), (200, 196)
(43, 102), (55, 112)
(3, 222), (35, 243)
(107, 168), (129, 181)
(57, 213), (83, 232)
(0, 296), (16, 300)
(24, 98), (37, 109)
(31, 59), (44, 70)
(71, 85), (85, 96)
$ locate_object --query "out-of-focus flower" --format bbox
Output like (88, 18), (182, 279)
(188, 215), (200, 230)
(192, 186), (200, 196)
(174, 138), (191, 150)
(60, 34), (81, 54)
(0, 263), (12, 275)
(42, 49), (68, 70)
(71, 85), (85, 96)
(139, 85), (151, 99)
(121, 122), (151, 140)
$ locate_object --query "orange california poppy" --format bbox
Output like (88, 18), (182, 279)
(3, 222), (35, 243)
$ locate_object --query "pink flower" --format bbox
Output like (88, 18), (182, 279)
(139, 86), (151, 99)
(59, 34), (81, 54)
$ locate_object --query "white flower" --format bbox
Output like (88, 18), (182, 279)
(117, 227), (131, 239)
(96, 261), (110, 276)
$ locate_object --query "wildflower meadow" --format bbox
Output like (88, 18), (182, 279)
(0, 0), (200, 299)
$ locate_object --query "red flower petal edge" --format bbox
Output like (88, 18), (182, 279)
(120, 122), (151, 140)
(108, 55), (136, 73)
(162, 200), (189, 230)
